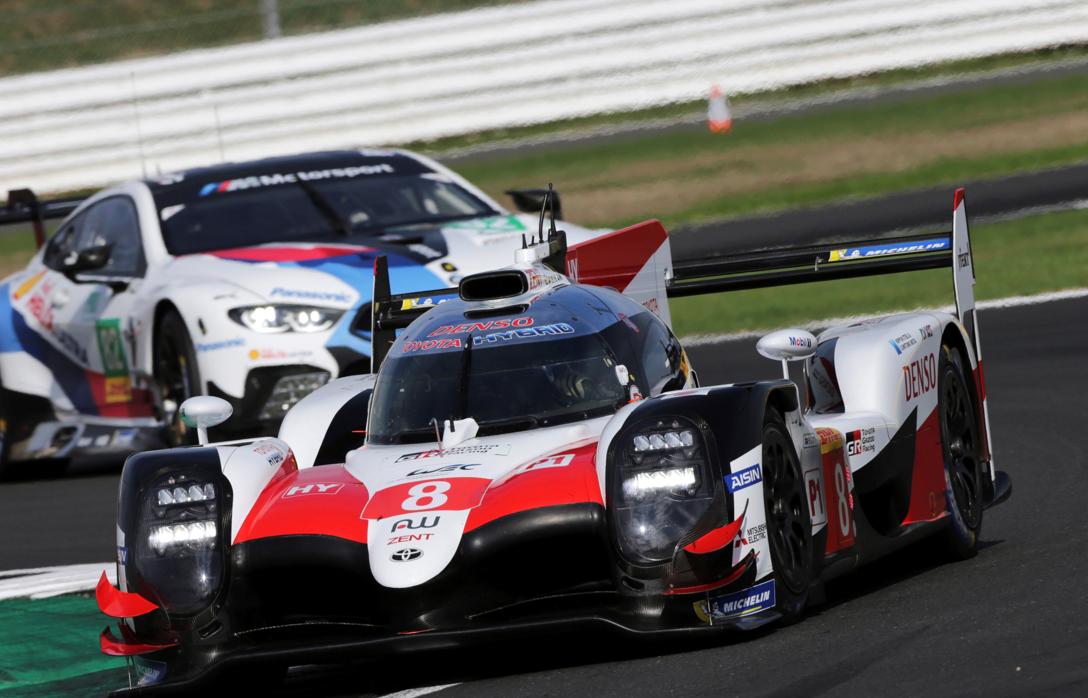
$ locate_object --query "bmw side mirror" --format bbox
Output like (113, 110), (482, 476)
(61, 243), (112, 279)
(757, 328), (817, 379)
(179, 396), (233, 445)
(505, 188), (563, 221)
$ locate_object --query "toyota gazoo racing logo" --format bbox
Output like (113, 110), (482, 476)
(390, 548), (423, 562)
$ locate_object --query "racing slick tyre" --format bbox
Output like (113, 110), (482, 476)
(762, 409), (813, 624)
(154, 309), (202, 447)
(0, 386), (9, 479)
(936, 344), (984, 560)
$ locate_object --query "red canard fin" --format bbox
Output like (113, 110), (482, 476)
(683, 511), (745, 555)
(100, 623), (176, 656)
(95, 571), (158, 618)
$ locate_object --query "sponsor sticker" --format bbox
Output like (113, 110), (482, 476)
(117, 546), (128, 565)
(726, 464), (762, 493)
(12, 270), (45, 300)
(283, 483), (343, 498)
(845, 427), (876, 457)
(387, 533), (434, 545)
(391, 516), (441, 532)
(828, 237), (950, 262)
(805, 467), (827, 527)
(133, 658), (168, 687)
(429, 317), (533, 337)
(95, 318), (132, 403)
(445, 214), (527, 235)
(405, 463), (478, 478)
(888, 332), (917, 355)
(196, 337), (245, 353)
(696, 578), (776, 622)
(473, 323), (574, 345)
(395, 444), (510, 461)
(525, 453), (576, 470)
(198, 165), (395, 196)
(903, 352), (937, 401)
(269, 287), (352, 304)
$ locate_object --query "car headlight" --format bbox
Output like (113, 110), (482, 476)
(613, 416), (715, 564)
(229, 304), (343, 333)
(137, 474), (224, 614)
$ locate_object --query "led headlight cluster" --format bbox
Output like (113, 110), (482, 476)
(145, 477), (219, 558)
(229, 304), (342, 333)
(613, 416), (714, 564)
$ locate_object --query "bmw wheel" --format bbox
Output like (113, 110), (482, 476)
(154, 310), (202, 447)
(937, 344), (983, 560)
(762, 409), (812, 623)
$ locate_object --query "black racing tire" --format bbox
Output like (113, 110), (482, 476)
(937, 344), (984, 560)
(762, 409), (813, 624)
(154, 309), (202, 447)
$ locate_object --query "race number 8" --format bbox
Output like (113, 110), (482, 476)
(401, 481), (451, 511)
(834, 467), (850, 537)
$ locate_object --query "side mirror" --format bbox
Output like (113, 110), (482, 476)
(61, 243), (111, 278)
(505, 188), (563, 221)
(179, 396), (233, 445)
(757, 329), (817, 379)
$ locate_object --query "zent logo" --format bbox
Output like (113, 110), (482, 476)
(726, 464), (762, 493)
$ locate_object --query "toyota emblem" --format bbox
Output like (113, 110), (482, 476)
(391, 548), (423, 562)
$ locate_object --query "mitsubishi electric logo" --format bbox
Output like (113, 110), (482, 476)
(390, 548), (423, 562)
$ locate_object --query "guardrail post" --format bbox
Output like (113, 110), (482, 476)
(261, 0), (282, 39)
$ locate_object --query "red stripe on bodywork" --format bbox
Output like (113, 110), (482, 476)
(566, 220), (667, 292)
(973, 361), (991, 461)
(902, 407), (949, 525)
(95, 572), (158, 618)
(206, 245), (375, 262)
(464, 441), (602, 532)
(234, 464), (369, 544)
(100, 624), (175, 656)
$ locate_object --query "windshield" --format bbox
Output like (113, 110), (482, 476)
(156, 175), (495, 255)
(368, 334), (628, 444)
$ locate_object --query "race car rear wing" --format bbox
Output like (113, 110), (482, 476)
(668, 188), (993, 470)
(0, 188), (83, 249)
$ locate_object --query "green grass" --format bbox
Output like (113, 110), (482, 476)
(455, 70), (1088, 228)
(0, 0), (521, 76)
(669, 207), (1088, 337)
(415, 44), (1088, 154)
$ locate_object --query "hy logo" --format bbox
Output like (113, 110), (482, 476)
(283, 483), (343, 498)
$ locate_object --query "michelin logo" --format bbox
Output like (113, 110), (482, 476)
(697, 579), (776, 622)
(726, 464), (762, 493)
(828, 237), (950, 263)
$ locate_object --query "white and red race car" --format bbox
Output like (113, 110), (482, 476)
(96, 191), (1010, 693)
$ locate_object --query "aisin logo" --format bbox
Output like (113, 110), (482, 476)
(390, 548), (423, 562)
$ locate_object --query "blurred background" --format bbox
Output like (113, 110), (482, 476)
(0, 1), (1087, 695)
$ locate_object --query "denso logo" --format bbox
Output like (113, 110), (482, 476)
(283, 483), (343, 498)
(727, 464), (762, 493)
(429, 317), (533, 337)
(903, 353), (937, 401)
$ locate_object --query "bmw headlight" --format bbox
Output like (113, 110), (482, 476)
(613, 416), (715, 564)
(137, 474), (224, 614)
(229, 304), (342, 333)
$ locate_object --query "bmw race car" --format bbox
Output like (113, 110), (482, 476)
(95, 191), (1010, 693)
(0, 149), (607, 475)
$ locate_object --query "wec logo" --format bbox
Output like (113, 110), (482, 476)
(726, 464), (762, 493)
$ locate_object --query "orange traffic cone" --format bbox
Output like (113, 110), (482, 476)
(708, 84), (732, 133)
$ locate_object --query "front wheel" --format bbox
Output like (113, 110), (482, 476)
(937, 345), (984, 560)
(762, 409), (813, 623)
(154, 310), (202, 447)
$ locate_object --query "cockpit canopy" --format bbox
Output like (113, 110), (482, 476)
(367, 284), (685, 444)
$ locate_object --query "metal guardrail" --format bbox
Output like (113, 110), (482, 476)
(1, 0), (1087, 194)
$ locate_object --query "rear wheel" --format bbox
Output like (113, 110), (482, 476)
(762, 409), (812, 623)
(154, 310), (202, 447)
(937, 345), (983, 559)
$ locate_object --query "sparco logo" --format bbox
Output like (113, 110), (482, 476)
(390, 548), (423, 562)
